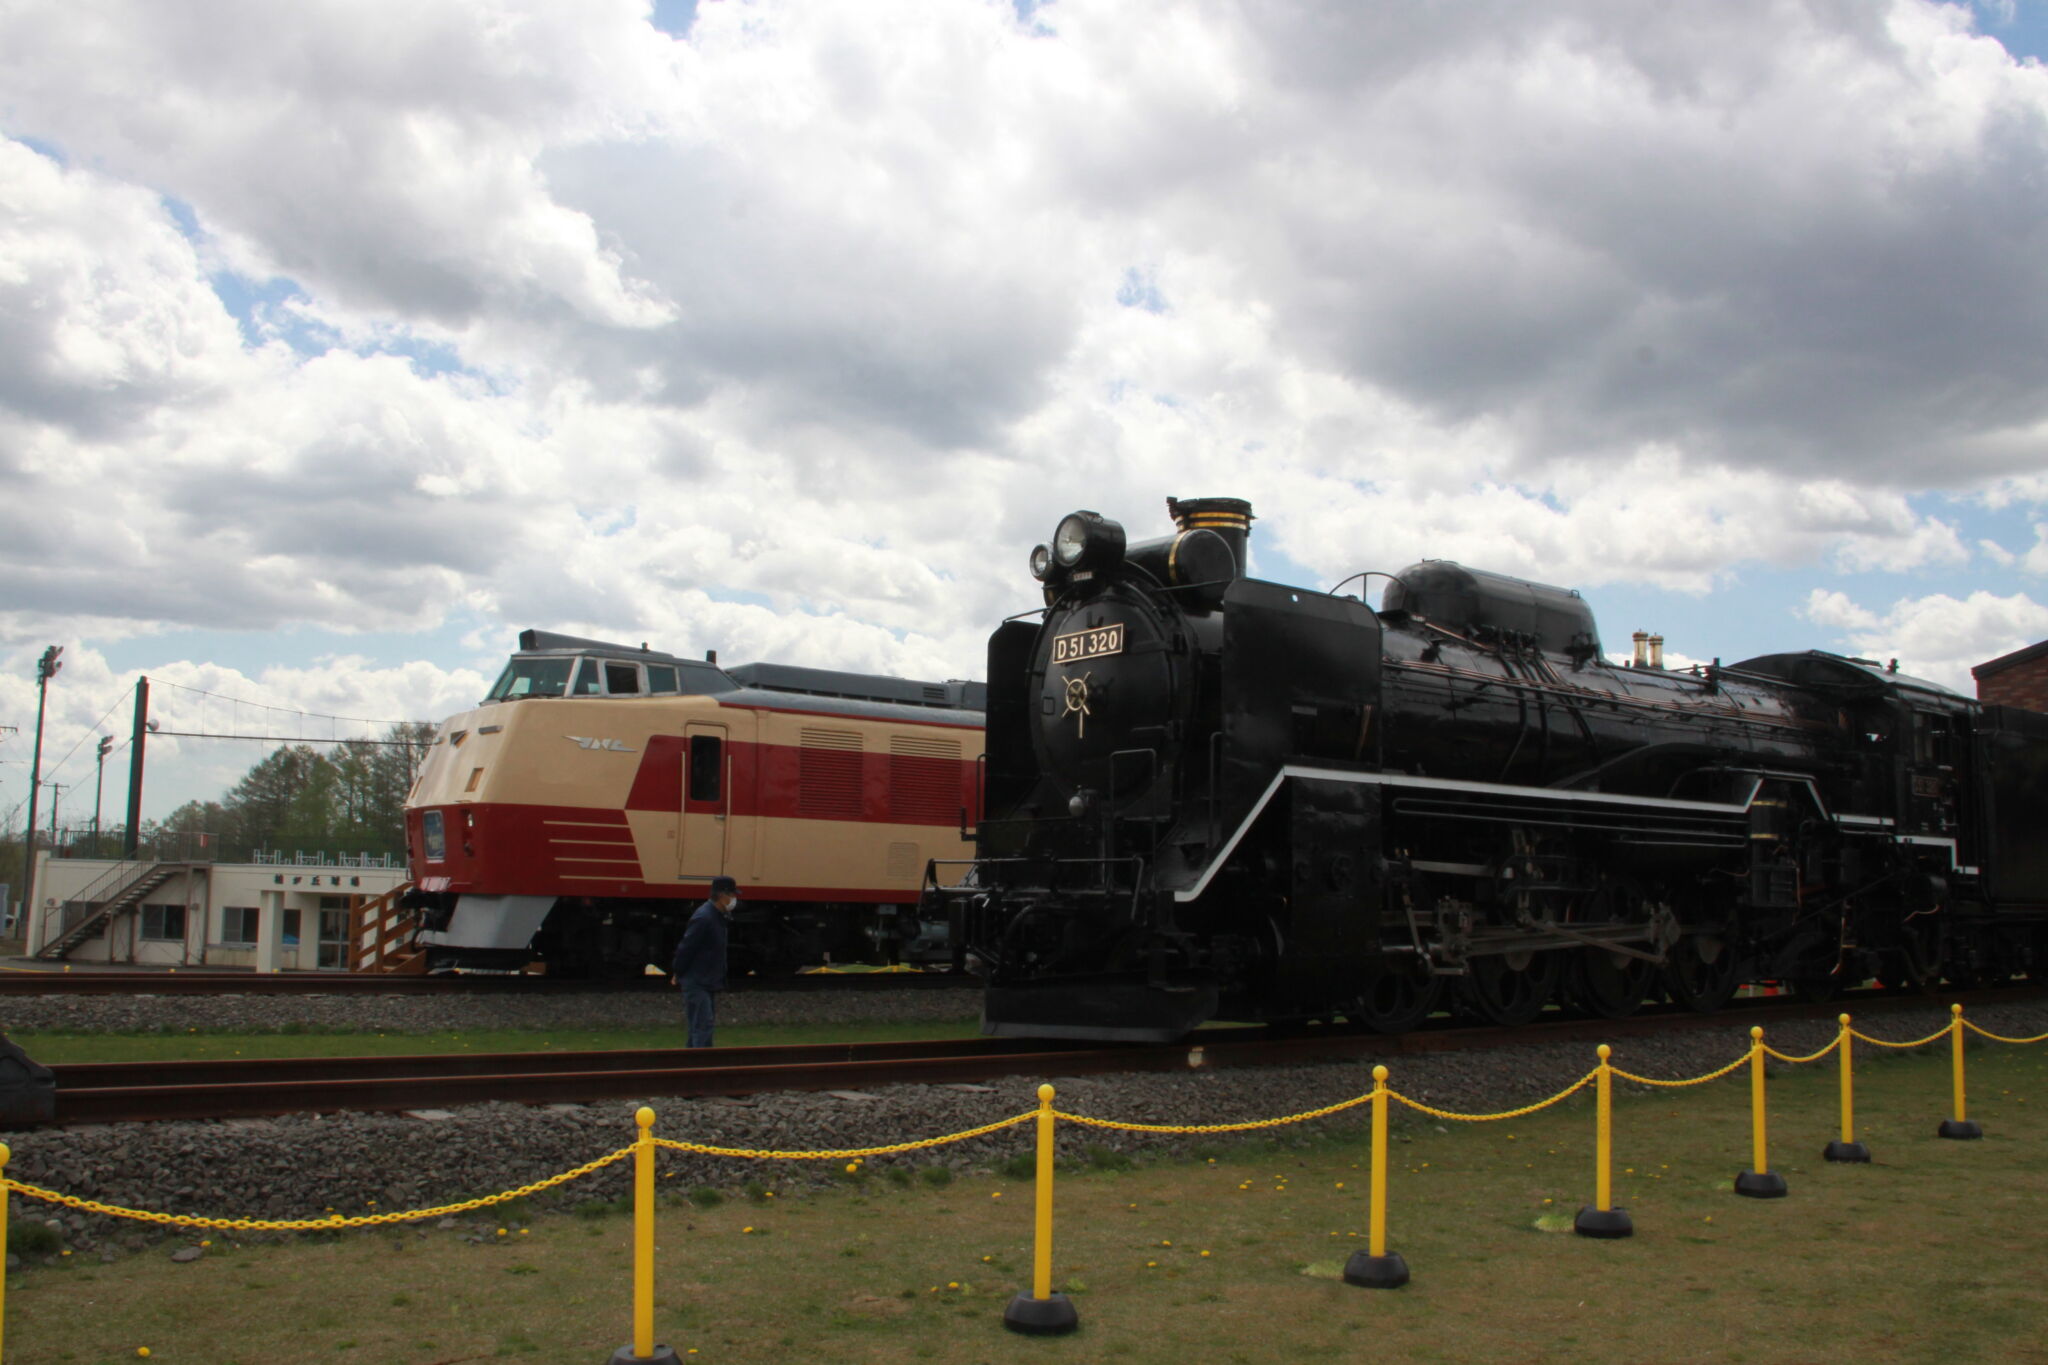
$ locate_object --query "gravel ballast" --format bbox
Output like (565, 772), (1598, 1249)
(1, 983), (984, 1034)
(7, 997), (2044, 1260)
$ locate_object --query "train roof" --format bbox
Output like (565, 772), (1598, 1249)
(715, 687), (984, 728)
(496, 629), (984, 714)
(1730, 650), (1965, 702)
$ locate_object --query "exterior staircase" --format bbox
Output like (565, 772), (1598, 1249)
(349, 883), (429, 973)
(35, 860), (190, 960)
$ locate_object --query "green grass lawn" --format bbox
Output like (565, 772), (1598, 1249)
(12, 1019), (985, 1064)
(7, 1040), (2048, 1363)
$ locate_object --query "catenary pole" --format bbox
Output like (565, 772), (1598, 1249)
(123, 676), (148, 858)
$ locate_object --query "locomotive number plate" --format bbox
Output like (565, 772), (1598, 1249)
(1052, 622), (1125, 667)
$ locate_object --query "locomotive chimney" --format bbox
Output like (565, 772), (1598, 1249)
(1166, 496), (1254, 577)
(1631, 630), (1649, 669)
(1648, 634), (1665, 670)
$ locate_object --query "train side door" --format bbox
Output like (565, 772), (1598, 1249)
(678, 722), (730, 882)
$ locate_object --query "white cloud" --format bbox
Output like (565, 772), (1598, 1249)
(2, 0), (2048, 750)
(1799, 586), (2048, 689)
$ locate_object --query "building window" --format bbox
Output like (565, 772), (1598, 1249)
(283, 909), (302, 946)
(222, 906), (260, 945)
(141, 904), (187, 942)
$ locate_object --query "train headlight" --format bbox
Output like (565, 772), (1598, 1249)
(1029, 543), (1053, 580)
(1051, 511), (1126, 572)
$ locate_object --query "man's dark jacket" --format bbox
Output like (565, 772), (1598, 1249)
(671, 900), (729, 992)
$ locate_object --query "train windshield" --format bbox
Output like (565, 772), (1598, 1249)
(487, 656), (575, 701)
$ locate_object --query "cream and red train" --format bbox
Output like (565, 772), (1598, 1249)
(403, 631), (984, 976)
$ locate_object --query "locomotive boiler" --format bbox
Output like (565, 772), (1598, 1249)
(928, 497), (2048, 1040)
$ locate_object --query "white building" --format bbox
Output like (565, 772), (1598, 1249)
(20, 852), (408, 970)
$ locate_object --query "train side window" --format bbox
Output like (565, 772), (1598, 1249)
(570, 659), (604, 695)
(647, 664), (678, 694)
(1914, 712), (1954, 767)
(689, 735), (723, 802)
(605, 661), (641, 695)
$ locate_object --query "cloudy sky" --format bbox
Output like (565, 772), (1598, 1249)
(6, 0), (2048, 826)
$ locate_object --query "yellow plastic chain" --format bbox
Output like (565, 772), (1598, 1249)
(1762, 1037), (1842, 1065)
(0, 1145), (634, 1231)
(653, 1111), (1035, 1160)
(1054, 1091), (1376, 1135)
(1388, 1069), (1597, 1122)
(1961, 1019), (2048, 1046)
(1849, 1022), (1957, 1050)
(1610, 1051), (1752, 1089)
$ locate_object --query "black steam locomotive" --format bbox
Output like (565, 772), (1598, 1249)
(926, 496), (2048, 1040)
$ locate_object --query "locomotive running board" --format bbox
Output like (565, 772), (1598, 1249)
(1175, 765), (1754, 905)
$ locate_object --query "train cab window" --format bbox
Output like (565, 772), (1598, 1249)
(1914, 712), (1955, 767)
(605, 661), (642, 695)
(647, 664), (679, 694)
(689, 735), (723, 802)
(486, 656), (574, 701)
(570, 658), (604, 695)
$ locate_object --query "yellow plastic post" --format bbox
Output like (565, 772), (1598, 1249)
(1596, 1045), (1612, 1212)
(1370, 1065), (1390, 1256)
(1734, 1026), (1787, 1197)
(1825, 1015), (1871, 1161)
(1940, 1003), (1984, 1139)
(1343, 1065), (1410, 1284)
(1574, 1046), (1633, 1236)
(607, 1108), (678, 1363)
(1, 1140), (10, 1365)
(1002, 1084), (1078, 1334)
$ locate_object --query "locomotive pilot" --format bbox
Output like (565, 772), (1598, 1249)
(671, 876), (739, 1047)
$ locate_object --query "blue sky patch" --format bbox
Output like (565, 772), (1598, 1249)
(1117, 266), (1167, 313)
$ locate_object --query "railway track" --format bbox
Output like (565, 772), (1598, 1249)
(0, 967), (968, 996)
(23, 983), (2038, 1129)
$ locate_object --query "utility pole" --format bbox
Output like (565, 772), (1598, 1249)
(45, 782), (66, 848)
(93, 735), (113, 852)
(20, 644), (63, 936)
(124, 676), (149, 858)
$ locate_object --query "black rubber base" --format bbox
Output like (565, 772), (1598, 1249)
(1823, 1139), (1872, 1163)
(1938, 1118), (1984, 1140)
(1343, 1250), (1410, 1289)
(608, 1345), (681, 1364)
(1573, 1205), (1634, 1239)
(1003, 1292), (1080, 1336)
(1734, 1169), (1789, 1198)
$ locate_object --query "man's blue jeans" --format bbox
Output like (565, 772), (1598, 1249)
(681, 981), (716, 1048)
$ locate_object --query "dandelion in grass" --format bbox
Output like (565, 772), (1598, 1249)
(1200, 1250), (1211, 1258)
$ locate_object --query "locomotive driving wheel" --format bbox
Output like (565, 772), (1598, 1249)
(1353, 965), (1445, 1035)
(1459, 950), (1561, 1027)
(1662, 934), (1739, 1013)
(1569, 947), (1656, 1020)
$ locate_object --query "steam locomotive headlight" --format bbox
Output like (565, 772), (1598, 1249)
(1052, 511), (1126, 571)
(1029, 543), (1053, 580)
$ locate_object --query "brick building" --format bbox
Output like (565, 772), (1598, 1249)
(1973, 640), (2048, 712)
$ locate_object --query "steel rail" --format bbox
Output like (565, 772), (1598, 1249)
(26, 982), (2039, 1128)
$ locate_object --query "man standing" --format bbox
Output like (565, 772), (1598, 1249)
(671, 875), (738, 1048)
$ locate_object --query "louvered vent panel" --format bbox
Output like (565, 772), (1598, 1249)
(889, 735), (961, 824)
(800, 728), (864, 819)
